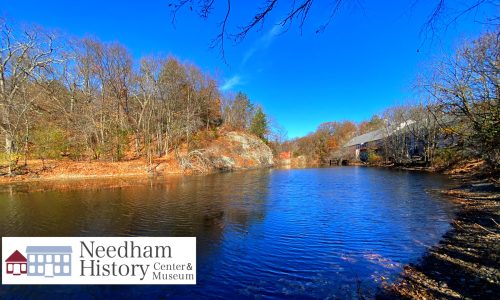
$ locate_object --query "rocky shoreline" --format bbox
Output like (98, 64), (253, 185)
(379, 179), (500, 299)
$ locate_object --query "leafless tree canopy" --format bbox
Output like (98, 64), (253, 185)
(424, 31), (499, 165)
(170, 0), (498, 59)
(0, 19), (280, 175)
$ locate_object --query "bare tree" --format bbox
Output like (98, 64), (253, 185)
(381, 106), (412, 164)
(0, 20), (63, 173)
(221, 91), (254, 130)
(0, 19), (239, 174)
(424, 30), (499, 167)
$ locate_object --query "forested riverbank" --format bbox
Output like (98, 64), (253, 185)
(0, 130), (274, 184)
(1, 17), (497, 186)
(0, 19), (285, 180)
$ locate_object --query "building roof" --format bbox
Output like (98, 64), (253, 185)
(26, 246), (72, 254)
(5, 250), (27, 263)
(344, 129), (386, 147)
(344, 120), (417, 148)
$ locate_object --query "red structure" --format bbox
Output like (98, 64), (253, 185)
(5, 250), (27, 275)
(278, 151), (292, 160)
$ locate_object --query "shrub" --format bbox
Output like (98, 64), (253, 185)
(433, 147), (465, 169)
(367, 151), (382, 164)
(32, 126), (68, 161)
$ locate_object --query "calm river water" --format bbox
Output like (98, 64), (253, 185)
(0, 167), (456, 299)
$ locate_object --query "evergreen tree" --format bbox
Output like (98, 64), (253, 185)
(250, 107), (268, 142)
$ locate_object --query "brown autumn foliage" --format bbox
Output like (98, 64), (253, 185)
(0, 19), (276, 176)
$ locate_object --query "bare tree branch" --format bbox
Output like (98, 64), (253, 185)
(170, 0), (498, 61)
(234, 0), (278, 42)
(209, 0), (231, 63)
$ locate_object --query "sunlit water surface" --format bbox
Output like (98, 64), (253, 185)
(0, 167), (456, 299)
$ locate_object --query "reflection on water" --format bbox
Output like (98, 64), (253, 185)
(0, 167), (456, 299)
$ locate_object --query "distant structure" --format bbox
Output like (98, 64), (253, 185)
(343, 120), (418, 162)
(278, 151), (292, 160)
(278, 151), (292, 168)
(344, 129), (386, 161)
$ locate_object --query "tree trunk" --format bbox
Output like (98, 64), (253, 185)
(5, 133), (15, 175)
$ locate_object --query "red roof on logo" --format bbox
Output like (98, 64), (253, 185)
(5, 250), (27, 263)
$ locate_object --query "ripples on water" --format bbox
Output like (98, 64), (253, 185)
(0, 167), (456, 299)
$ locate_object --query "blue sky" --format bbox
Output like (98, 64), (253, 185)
(1, 1), (492, 138)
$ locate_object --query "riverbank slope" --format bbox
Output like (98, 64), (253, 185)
(0, 131), (274, 183)
(380, 164), (500, 299)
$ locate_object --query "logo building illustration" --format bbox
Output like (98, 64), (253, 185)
(5, 250), (28, 275)
(5, 246), (72, 277)
(27, 246), (72, 277)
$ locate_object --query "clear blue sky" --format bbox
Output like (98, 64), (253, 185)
(1, 1), (492, 138)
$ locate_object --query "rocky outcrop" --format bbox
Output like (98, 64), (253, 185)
(178, 131), (274, 173)
(205, 132), (274, 171)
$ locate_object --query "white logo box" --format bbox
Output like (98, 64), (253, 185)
(2, 237), (196, 285)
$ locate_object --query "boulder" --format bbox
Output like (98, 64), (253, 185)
(205, 131), (274, 171)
